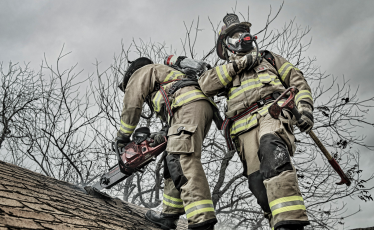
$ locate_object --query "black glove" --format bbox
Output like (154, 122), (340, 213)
(115, 133), (131, 149)
(296, 103), (314, 133)
(149, 129), (167, 147)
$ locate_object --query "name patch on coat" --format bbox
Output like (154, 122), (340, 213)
(255, 66), (268, 72)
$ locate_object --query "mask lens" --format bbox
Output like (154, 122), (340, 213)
(227, 37), (240, 48)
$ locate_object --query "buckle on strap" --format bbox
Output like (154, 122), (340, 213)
(256, 99), (266, 107)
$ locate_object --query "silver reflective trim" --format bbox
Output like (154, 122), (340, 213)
(279, 63), (292, 77)
(163, 197), (183, 206)
(295, 91), (312, 102)
(270, 200), (305, 212)
(185, 203), (214, 215)
(218, 65), (230, 85)
(231, 115), (257, 133)
(228, 80), (261, 98)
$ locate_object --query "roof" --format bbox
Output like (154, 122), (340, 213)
(0, 160), (187, 230)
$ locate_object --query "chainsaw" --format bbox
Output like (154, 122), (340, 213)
(92, 127), (167, 190)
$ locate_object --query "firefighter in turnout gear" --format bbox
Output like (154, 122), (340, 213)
(117, 56), (219, 229)
(198, 14), (313, 230)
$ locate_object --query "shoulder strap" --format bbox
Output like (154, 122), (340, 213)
(260, 50), (288, 89)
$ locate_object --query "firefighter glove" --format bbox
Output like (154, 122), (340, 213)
(296, 102), (314, 133)
(233, 52), (257, 74)
(115, 133), (131, 149)
(149, 129), (167, 147)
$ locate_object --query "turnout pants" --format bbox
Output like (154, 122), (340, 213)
(236, 113), (309, 229)
(162, 100), (217, 228)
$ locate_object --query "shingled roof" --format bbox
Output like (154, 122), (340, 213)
(0, 160), (187, 230)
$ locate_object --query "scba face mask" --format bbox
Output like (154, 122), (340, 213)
(225, 32), (257, 54)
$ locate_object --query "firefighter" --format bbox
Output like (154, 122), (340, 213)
(198, 14), (313, 230)
(117, 56), (219, 230)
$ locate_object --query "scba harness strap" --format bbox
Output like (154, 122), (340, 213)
(157, 79), (223, 129)
(157, 78), (200, 118)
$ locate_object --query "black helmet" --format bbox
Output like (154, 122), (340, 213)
(118, 57), (153, 92)
(216, 14), (252, 60)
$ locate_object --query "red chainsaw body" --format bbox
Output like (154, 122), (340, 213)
(119, 137), (167, 174)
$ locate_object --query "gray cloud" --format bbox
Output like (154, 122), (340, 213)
(1, 0), (373, 228)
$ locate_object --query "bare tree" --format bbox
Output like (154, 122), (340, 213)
(0, 62), (44, 166)
(1, 3), (373, 230)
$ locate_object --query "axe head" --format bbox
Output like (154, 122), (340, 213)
(269, 87), (298, 119)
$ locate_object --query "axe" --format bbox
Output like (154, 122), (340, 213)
(268, 87), (351, 186)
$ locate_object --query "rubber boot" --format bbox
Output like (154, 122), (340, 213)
(277, 225), (304, 230)
(188, 224), (215, 230)
(145, 210), (180, 230)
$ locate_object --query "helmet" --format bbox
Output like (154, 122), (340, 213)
(118, 57), (153, 92)
(216, 13), (252, 60)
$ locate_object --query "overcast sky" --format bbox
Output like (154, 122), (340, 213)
(1, 0), (373, 229)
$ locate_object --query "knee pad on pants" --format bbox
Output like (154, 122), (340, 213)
(258, 133), (293, 180)
(248, 171), (271, 213)
(166, 154), (188, 191)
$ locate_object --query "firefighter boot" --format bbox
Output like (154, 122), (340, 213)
(277, 225), (304, 230)
(145, 210), (180, 229)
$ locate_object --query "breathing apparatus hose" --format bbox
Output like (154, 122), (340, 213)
(246, 39), (259, 71)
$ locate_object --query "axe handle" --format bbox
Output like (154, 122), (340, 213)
(308, 130), (351, 186)
(309, 131), (333, 160)
(291, 106), (351, 186)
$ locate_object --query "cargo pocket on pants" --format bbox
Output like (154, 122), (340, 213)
(166, 124), (197, 154)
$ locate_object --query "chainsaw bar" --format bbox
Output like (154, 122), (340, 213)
(92, 164), (130, 190)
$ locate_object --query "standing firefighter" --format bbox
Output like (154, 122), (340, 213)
(117, 56), (219, 230)
(198, 14), (314, 230)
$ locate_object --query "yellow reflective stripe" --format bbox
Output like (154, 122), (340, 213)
(270, 196), (306, 216)
(165, 71), (184, 82)
(216, 65), (232, 86)
(258, 72), (272, 82)
(269, 196), (304, 208)
(185, 200), (214, 219)
(172, 90), (206, 108)
(163, 200), (184, 209)
(273, 79), (282, 85)
(185, 200), (213, 211)
(163, 193), (183, 202)
(120, 120), (136, 134)
(278, 62), (299, 81)
(186, 207), (215, 219)
(152, 91), (163, 112)
(295, 90), (313, 104)
(230, 114), (257, 135)
(272, 205), (306, 216)
(230, 100), (286, 136)
(228, 79), (262, 99)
